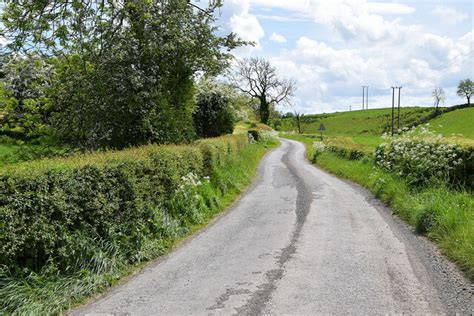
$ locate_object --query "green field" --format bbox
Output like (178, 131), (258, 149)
(278, 107), (437, 136)
(278, 105), (474, 152)
(426, 107), (474, 139)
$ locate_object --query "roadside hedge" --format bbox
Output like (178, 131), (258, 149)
(325, 145), (365, 161)
(375, 138), (474, 189)
(0, 135), (248, 274)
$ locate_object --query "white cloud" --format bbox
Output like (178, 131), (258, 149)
(229, 14), (265, 45)
(227, 1), (420, 43)
(226, 0), (265, 49)
(432, 5), (468, 25)
(220, 0), (473, 113)
(255, 14), (309, 22)
(266, 28), (474, 113)
(367, 2), (415, 15)
(270, 32), (287, 43)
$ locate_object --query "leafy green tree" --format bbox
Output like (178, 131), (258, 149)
(2, 0), (244, 148)
(229, 57), (296, 124)
(193, 79), (236, 138)
(0, 56), (54, 138)
(457, 79), (474, 106)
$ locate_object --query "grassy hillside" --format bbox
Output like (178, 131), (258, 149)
(278, 107), (437, 136)
(426, 107), (474, 139)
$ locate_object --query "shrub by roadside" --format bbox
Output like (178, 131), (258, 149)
(0, 134), (277, 314)
(375, 137), (473, 189)
(247, 128), (278, 143)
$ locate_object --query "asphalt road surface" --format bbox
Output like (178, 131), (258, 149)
(77, 139), (473, 315)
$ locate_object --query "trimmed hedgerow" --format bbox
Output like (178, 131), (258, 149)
(0, 135), (248, 275)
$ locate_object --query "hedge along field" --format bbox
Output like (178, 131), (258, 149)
(283, 133), (474, 282)
(0, 134), (278, 314)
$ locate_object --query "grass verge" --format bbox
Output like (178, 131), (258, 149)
(0, 139), (279, 315)
(283, 134), (474, 282)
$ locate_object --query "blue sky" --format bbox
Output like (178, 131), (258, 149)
(196, 0), (473, 114)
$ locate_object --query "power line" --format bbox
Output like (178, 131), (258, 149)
(421, 50), (474, 83)
(358, 51), (473, 92)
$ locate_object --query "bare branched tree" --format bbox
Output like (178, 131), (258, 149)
(228, 57), (296, 124)
(432, 87), (446, 112)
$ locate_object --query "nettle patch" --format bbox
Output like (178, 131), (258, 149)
(375, 137), (473, 189)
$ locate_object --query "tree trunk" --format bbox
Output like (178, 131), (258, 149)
(468, 96), (471, 106)
(295, 114), (302, 134)
(260, 99), (270, 124)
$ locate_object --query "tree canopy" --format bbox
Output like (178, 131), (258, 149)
(228, 57), (296, 124)
(1, 0), (244, 148)
(193, 79), (236, 138)
(457, 79), (473, 106)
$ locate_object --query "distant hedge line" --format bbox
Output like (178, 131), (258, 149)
(0, 135), (248, 274)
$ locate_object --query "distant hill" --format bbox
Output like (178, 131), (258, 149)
(277, 107), (437, 136)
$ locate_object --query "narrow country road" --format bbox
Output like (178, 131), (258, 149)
(76, 139), (473, 315)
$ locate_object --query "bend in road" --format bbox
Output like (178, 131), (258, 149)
(76, 139), (473, 315)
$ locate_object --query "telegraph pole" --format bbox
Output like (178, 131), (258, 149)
(362, 86), (365, 110)
(397, 87), (402, 131)
(366, 86), (369, 110)
(391, 87), (395, 136)
(362, 86), (369, 110)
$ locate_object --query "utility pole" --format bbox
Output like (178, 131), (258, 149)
(391, 87), (395, 136)
(397, 87), (402, 131)
(362, 86), (365, 110)
(362, 86), (369, 110)
(366, 86), (369, 110)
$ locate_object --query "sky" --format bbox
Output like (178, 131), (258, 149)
(195, 0), (474, 114)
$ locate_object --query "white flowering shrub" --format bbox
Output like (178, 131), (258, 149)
(258, 129), (278, 142)
(168, 172), (208, 225)
(311, 142), (326, 162)
(247, 128), (278, 143)
(375, 135), (473, 188)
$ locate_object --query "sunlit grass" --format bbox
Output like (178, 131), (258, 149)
(426, 107), (474, 139)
